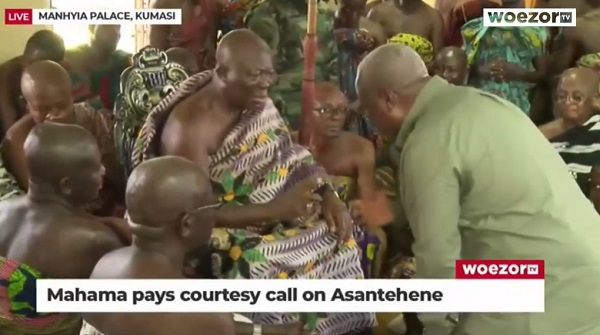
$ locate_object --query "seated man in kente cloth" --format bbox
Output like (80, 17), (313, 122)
(130, 29), (376, 334)
(0, 123), (124, 335)
(293, 82), (391, 278)
(1, 61), (124, 216)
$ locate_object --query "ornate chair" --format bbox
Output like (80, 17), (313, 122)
(113, 46), (188, 176)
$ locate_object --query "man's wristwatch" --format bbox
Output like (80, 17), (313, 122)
(253, 324), (262, 335)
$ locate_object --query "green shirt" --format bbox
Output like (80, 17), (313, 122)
(394, 76), (600, 335)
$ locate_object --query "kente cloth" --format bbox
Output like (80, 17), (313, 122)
(0, 257), (82, 335)
(65, 48), (132, 111)
(462, 18), (548, 114)
(443, 0), (502, 47)
(550, 114), (600, 197)
(331, 176), (384, 278)
(131, 71), (376, 335)
(387, 33), (434, 64)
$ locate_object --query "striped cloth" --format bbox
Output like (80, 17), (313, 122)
(551, 114), (600, 196)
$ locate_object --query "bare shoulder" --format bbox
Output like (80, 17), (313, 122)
(341, 132), (375, 157)
(67, 217), (122, 257)
(4, 115), (33, 142)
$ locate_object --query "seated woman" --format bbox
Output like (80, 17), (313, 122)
(462, 16), (548, 115)
(540, 67), (600, 196)
(292, 82), (388, 278)
(129, 30), (375, 335)
(63, 25), (131, 113)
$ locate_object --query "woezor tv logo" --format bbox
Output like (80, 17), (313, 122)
(455, 260), (545, 279)
(483, 8), (576, 27)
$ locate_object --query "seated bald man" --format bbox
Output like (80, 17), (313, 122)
(0, 123), (123, 335)
(131, 29), (374, 334)
(82, 156), (306, 335)
(1, 60), (123, 216)
(356, 44), (600, 335)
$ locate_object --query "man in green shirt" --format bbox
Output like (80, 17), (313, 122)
(356, 44), (600, 335)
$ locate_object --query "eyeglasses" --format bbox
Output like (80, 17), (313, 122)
(314, 107), (347, 117)
(187, 202), (222, 216)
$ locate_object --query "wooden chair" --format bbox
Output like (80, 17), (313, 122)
(113, 46), (188, 176)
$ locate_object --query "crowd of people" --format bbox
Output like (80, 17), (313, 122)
(1, 0), (600, 334)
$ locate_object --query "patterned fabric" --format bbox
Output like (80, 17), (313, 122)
(131, 71), (376, 335)
(462, 18), (547, 114)
(0, 156), (22, 201)
(331, 176), (384, 278)
(66, 47), (132, 111)
(388, 33), (434, 64)
(245, 0), (338, 129)
(444, 0), (503, 47)
(0, 257), (81, 334)
(334, 28), (378, 141)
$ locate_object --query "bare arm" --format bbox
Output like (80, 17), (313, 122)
(149, 0), (171, 50)
(0, 69), (19, 135)
(2, 121), (31, 190)
(356, 140), (378, 200)
(516, 53), (549, 84)
(550, 27), (579, 82)
(539, 119), (571, 140)
(430, 9), (444, 55)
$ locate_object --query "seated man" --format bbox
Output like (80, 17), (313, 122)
(64, 25), (131, 111)
(82, 156), (307, 335)
(131, 29), (375, 334)
(2, 60), (123, 216)
(294, 82), (389, 278)
(0, 123), (123, 335)
(434, 46), (468, 85)
(166, 47), (200, 75)
(0, 29), (64, 136)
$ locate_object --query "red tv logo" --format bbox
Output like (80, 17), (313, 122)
(456, 260), (544, 279)
(5, 9), (33, 25)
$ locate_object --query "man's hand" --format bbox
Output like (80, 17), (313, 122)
(351, 191), (393, 227)
(267, 177), (321, 221)
(321, 188), (353, 243)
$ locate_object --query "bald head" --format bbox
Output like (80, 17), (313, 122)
(559, 67), (600, 89)
(315, 82), (346, 104)
(435, 47), (468, 85)
(25, 123), (99, 184)
(216, 29), (271, 66)
(166, 47), (199, 74)
(436, 47), (467, 65)
(21, 60), (70, 99)
(126, 156), (213, 227)
(357, 44), (428, 94)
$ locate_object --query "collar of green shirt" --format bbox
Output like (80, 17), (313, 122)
(394, 75), (449, 148)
